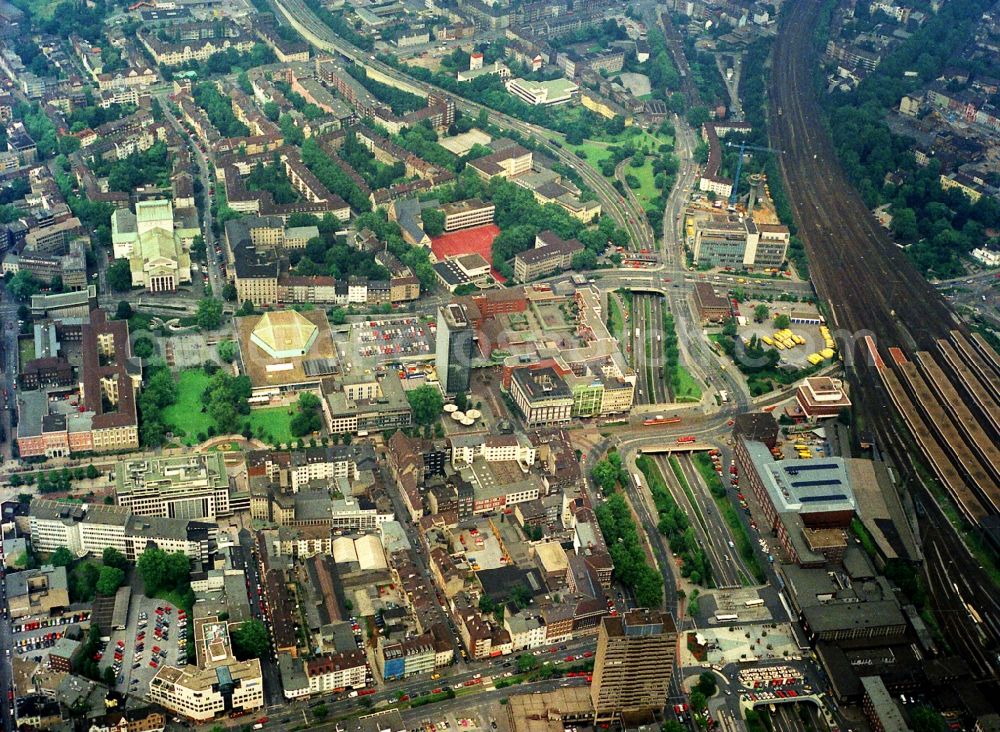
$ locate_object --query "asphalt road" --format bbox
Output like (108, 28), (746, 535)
(157, 94), (225, 297)
(238, 530), (284, 707)
(0, 552), (12, 732)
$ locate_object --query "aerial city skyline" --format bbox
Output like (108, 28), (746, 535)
(0, 0), (998, 730)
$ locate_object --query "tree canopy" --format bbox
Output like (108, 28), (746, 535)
(107, 259), (133, 292)
(406, 385), (444, 425)
(8, 271), (43, 301)
(96, 566), (125, 596)
(196, 298), (224, 330)
(231, 619), (271, 661)
(136, 547), (191, 596)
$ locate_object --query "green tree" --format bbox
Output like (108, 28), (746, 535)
(115, 300), (133, 320)
(591, 459), (621, 495)
(191, 235), (206, 260)
(290, 391), (323, 436)
(50, 547), (75, 567)
(695, 671), (717, 697)
(312, 704), (329, 720)
(137, 547), (166, 593)
(753, 304), (769, 323)
(406, 385), (444, 425)
(222, 283), (238, 302)
(231, 619), (271, 661)
(421, 208), (445, 237)
(217, 340), (237, 363)
(103, 665), (116, 688)
(516, 653), (539, 673)
(7, 271), (42, 301)
(773, 314), (791, 329)
(107, 259), (133, 292)
(890, 207), (918, 242)
(132, 336), (156, 359)
(571, 249), (598, 270)
(96, 566), (125, 596)
(102, 547), (128, 571)
(689, 690), (707, 713)
(196, 297), (224, 330)
(910, 707), (947, 732)
(86, 464), (99, 480)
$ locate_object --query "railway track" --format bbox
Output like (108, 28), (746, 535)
(769, 0), (957, 352)
(769, 0), (1000, 691)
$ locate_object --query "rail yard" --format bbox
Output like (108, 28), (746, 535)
(771, 0), (1000, 694)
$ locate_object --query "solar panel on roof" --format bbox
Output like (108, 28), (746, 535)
(791, 479), (843, 488)
(800, 494), (848, 503)
(784, 463), (839, 471)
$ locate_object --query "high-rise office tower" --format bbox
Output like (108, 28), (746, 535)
(435, 303), (474, 395)
(590, 608), (678, 724)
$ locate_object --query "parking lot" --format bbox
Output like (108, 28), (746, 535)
(409, 711), (491, 732)
(97, 594), (188, 698)
(345, 316), (436, 365)
(12, 609), (92, 662)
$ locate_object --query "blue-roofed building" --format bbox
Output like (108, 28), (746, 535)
(736, 438), (857, 565)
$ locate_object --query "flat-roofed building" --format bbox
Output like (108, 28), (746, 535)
(735, 439), (856, 532)
(513, 230), (583, 282)
(693, 281), (731, 323)
(115, 453), (233, 520)
(325, 372), (412, 434)
(861, 676), (910, 732)
(796, 377), (852, 420)
(591, 609), (677, 724)
(468, 145), (532, 181)
(7, 564), (69, 619)
(507, 687), (593, 732)
(690, 212), (789, 269)
(435, 303), (473, 394)
(509, 367), (573, 427)
(441, 198), (495, 231)
(505, 77), (579, 106)
(148, 617), (264, 722)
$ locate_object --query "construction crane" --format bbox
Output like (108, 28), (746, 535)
(725, 141), (782, 206)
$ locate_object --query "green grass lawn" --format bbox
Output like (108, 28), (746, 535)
(246, 407), (296, 447)
(13, 0), (56, 19)
(675, 364), (703, 402)
(606, 296), (625, 342)
(17, 338), (35, 366)
(162, 369), (214, 445)
(566, 139), (614, 177)
(627, 158), (660, 210)
(564, 128), (674, 180)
